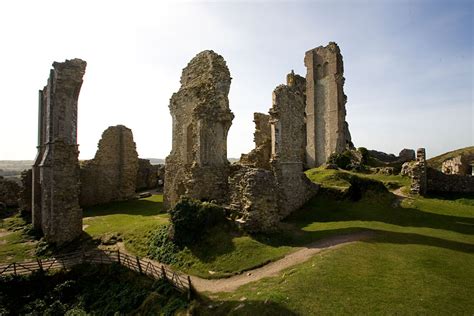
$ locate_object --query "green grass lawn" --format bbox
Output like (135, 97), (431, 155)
(82, 195), (169, 256)
(0, 213), (37, 262)
(195, 168), (474, 314)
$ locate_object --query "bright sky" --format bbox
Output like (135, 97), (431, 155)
(0, 0), (472, 160)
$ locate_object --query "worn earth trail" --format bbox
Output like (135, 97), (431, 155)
(118, 231), (374, 293)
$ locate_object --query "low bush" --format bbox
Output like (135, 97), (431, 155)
(168, 198), (226, 247)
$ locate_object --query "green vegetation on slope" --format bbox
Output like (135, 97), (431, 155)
(195, 168), (474, 314)
(427, 146), (474, 170)
(0, 263), (188, 315)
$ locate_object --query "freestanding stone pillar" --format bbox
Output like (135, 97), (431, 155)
(304, 42), (351, 167)
(32, 59), (86, 245)
(410, 148), (427, 195)
(164, 50), (234, 210)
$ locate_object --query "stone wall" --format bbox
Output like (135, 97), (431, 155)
(228, 166), (279, 232)
(408, 148), (474, 194)
(164, 50), (234, 209)
(305, 42), (351, 167)
(19, 169), (32, 212)
(427, 168), (474, 193)
(32, 59), (85, 245)
(80, 125), (139, 207)
(240, 113), (271, 170)
(0, 176), (21, 208)
(441, 155), (473, 175)
(136, 159), (163, 191)
(270, 71), (318, 218)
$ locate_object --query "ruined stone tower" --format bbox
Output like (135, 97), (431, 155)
(270, 71), (318, 218)
(305, 42), (351, 167)
(32, 59), (86, 245)
(80, 125), (139, 207)
(164, 50), (234, 209)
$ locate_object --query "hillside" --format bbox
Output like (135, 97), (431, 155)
(427, 146), (474, 170)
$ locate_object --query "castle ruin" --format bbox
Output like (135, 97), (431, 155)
(32, 59), (86, 245)
(305, 42), (351, 168)
(164, 50), (234, 210)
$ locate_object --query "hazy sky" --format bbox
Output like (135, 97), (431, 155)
(0, 0), (472, 160)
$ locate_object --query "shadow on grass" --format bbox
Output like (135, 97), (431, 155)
(83, 198), (164, 218)
(288, 192), (474, 236)
(184, 223), (238, 263)
(251, 190), (474, 255)
(196, 298), (297, 316)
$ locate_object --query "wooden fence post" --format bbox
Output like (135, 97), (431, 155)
(37, 258), (43, 272)
(136, 257), (142, 274)
(161, 265), (167, 280)
(187, 276), (193, 301)
(117, 250), (121, 264)
(13, 262), (16, 275)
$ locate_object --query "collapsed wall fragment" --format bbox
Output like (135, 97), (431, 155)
(239, 113), (272, 170)
(164, 50), (234, 210)
(80, 125), (139, 207)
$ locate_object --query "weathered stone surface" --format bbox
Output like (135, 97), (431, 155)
(270, 71), (318, 218)
(305, 42), (351, 167)
(136, 159), (162, 191)
(80, 125), (139, 207)
(427, 167), (474, 193)
(240, 113), (272, 170)
(32, 59), (86, 245)
(228, 166), (279, 232)
(410, 148), (427, 195)
(0, 176), (21, 207)
(441, 155), (473, 175)
(398, 149), (416, 163)
(19, 169), (32, 212)
(164, 50), (234, 209)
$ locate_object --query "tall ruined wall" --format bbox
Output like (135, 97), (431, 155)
(32, 59), (85, 245)
(270, 71), (318, 218)
(239, 113), (271, 170)
(164, 50), (234, 209)
(305, 42), (350, 167)
(80, 125), (139, 207)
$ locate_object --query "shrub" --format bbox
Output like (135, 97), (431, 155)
(168, 198), (226, 246)
(357, 147), (369, 165)
(328, 151), (353, 170)
(148, 225), (180, 264)
(345, 176), (388, 201)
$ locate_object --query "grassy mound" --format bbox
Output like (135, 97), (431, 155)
(0, 263), (188, 315)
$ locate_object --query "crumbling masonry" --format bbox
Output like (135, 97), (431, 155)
(270, 71), (318, 218)
(32, 59), (86, 245)
(164, 50), (234, 209)
(80, 125), (139, 207)
(239, 113), (272, 170)
(305, 42), (352, 168)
